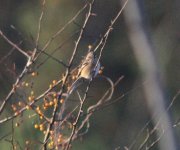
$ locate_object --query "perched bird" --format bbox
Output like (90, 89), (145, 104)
(68, 49), (100, 95)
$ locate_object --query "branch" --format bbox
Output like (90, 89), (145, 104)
(34, 3), (88, 61)
(0, 57), (31, 114)
(0, 41), (22, 64)
(0, 30), (30, 59)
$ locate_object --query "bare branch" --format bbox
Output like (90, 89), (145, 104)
(0, 41), (22, 64)
(0, 57), (31, 114)
(35, 0), (46, 48)
(94, 0), (129, 52)
(34, 3), (88, 61)
(0, 30), (30, 59)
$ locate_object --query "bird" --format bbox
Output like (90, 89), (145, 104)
(67, 48), (101, 95)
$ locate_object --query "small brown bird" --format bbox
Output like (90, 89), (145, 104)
(68, 50), (100, 94)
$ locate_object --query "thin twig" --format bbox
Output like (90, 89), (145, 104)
(128, 89), (180, 150)
(37, 48), (68, 67)
(94, 0), (129, 52)
(35, 30), (81, 69)
(35, 0), (46, 49)
(0, 30), (30, 59)
(0, 132), (11, 141)
(34, 3), (88, 61)
(0, 57), (31, 114)
(0, 41), (22, 64)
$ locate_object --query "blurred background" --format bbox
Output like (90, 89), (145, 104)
(0, 0), (180, 149)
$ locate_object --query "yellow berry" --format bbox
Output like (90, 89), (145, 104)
(39, 126), (44, 131)
(53, 93), (57, 97)
(15, 122), (20, 127)
(50, 141), (54, 145)
(98, 70), (103, 74)
(34, 124), (39, 129)
(49, 101), (54, 106)
(52, 80), (57, 85)
(31, 72), (37, 77)
(38, 110), (42, 116)
(60, 99), (64, 104)
(31, 91), (34, 95)
(72, 75), (76, 80)
(11, 105), (17, 111)
(28, 96), (33, 102)
(48, 143), (51, 147)
(25, 83), (29, 87)
(44, 101), (49, 107)
(49, 84), (53, 88)
(36, 106), (40, 111)
(43, 106), (47, 110)
(26, 105), (30, 110)
(25, 140), (30, 145)
(88, 45), (93, 49)
(14, 111), (19, 116)
(40, 115), (43, 120)
(18, 101), (22, 106)
(57, 138), (61, 143)
(53, 98), (57, 103)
